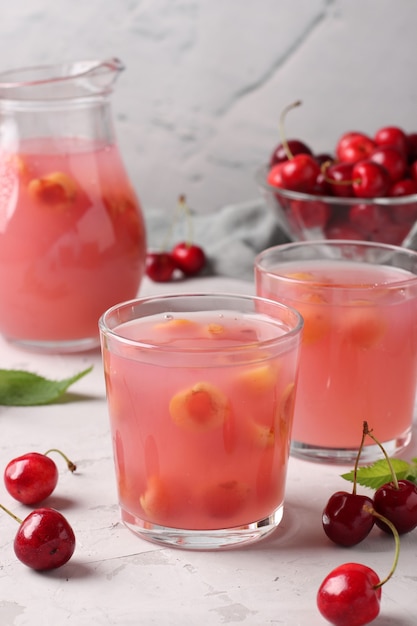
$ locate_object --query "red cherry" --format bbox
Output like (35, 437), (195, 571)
(289, 199), (331, 229)
(370, 221), (410, 246)
(325, 221), (366, 241)
(390, 177), (417, 196)
(311, 170), (332, 195)
(389, 179), (417, 224)
(374, 126), (408, 155)
(407, 133), (417, 162)
(145, 251), (177, 282)
(14, 507), (76, 570)
(4, 450), (76, 505)
(171, 242), (206, 276)
(314, 152), (334, 166)
(269, 139), (312, 167)
(268, 154), (321, 193)
(4, 453), (58, 505)
(373, 479), (417, 535)
(351, 160), (391, 198)
(267, 101), (320, 193)
(407, 163), (417, 184)
(324, 162), (355, 197)
(322, 491), (375, 547)
(336, 132), (376, 164)
(369, 145), (407, 183)
(317, 562), (381, 626)
(348, 203), (390, 237)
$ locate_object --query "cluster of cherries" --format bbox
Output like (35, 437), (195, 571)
(1, 449), (77, 571)
(317, 422), (417, 625)
(146, 195), (206, 282)
(266, 101), (417, 243)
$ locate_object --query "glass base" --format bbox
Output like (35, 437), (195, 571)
(6, 335), (100, 354)
(290, 427), (412, 464)
(121, 505), (284, 550)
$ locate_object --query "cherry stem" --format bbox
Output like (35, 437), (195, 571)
(0, 503), (22, 525)
(177, 194), (194, 248)
(352, 425), (368, 496)
(161, 194), (193, 251)
(362, 422), (399, 490)
(161, 206), (179, 252)
(364, 504), (400, 588)
(321, 160), (361, 186)
(279, 100), (302, 161)
(44, 448), (77, 473)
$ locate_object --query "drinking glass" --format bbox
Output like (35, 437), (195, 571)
(255, 240), (417, 464)
(99, 293), (303, 549)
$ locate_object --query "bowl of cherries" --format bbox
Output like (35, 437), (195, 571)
(256, 102), (417, 246)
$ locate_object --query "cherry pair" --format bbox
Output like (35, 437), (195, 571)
(317, 423), (407, 625)
(146, 195), (206, 282)
(2, 448), (77, 571)
(322, 423), (417, 546)
(146, 242), (206, 282)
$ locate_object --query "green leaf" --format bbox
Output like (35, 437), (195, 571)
(0, 366), (93, 406)
(341, 458), (414, 490)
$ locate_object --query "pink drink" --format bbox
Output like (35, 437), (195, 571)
(0, 138), (146, 347)
(102, 305), (301, 538)
(256, 259), (417, 455)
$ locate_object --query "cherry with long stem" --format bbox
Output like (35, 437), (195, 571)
(364, 422), (417, 535)
(317, 504), (401, 626)
(322, 423), (375, 547)
(4, 448), (77, 505)
(171, 195), (206, 276)
(267, 101), (321, 193)
(44, 448), (77, 472)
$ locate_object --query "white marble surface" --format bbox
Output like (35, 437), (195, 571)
(0, 276), (416, 626)
(1, 1), (417, 217)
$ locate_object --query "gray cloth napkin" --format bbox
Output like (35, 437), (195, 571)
(144, 199), (289, 282)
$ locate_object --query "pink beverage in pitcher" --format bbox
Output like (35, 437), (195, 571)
(100, 294), (303, 549)
(0, 138), (146, 349)
(0, 58), (146, 352)
(256, 243), (417, 463)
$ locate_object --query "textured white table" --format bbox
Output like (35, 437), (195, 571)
(1, 276), (416, 626)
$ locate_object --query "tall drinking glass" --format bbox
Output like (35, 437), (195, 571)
(255, 240), (417, 463)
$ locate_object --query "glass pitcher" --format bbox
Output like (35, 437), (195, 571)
(0, 58), (146, 353)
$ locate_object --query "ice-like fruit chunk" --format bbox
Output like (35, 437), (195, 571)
(236, 363), (278, 395)
(153, 318), (197, 333)
(169, 381), (230, 432)
(296, 292), (330, 345)
(202, 480), (250, 519)
(250, 421), (275, 447)
(279, 382), (296, 424)
(341, 302), (386, 348)
(28, 172), (77, 207)
(139, 475), (170, 522)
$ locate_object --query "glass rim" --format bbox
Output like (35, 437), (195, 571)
(255, 164), (417, 206)
(255, 239), (417, 288)
(98, 291), (304, 354)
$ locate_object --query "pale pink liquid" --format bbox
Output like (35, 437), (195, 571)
(0, 138), (146, 344)
(256, 260), (417, 449)
(103, 311), (300, 531)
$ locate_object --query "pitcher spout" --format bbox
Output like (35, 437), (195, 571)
(0, 57), (125, 101)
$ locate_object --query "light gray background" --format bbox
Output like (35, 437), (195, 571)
(2, 0), (416, 219)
